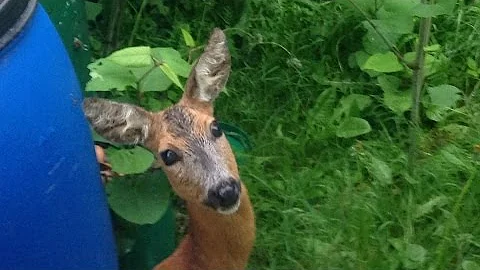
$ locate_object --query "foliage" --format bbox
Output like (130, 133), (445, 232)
(85, 0), (480, 269)
(85, 33), (194, 226)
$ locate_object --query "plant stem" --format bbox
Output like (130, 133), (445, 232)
(407, 0), (433, 173)
(128, 0), (149, 47)
(104, 0), (125, 56)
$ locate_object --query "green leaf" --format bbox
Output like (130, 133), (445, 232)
(414, 196), (448, 219)
(362, 25), (401, 54)
(355, 51), (370, 69)
(160, 63), (183, 89)
(370, 17), (413, 35)
(426, 84), (462, 121)
(467, 69), (479, 78)
(440, 149), (466, 167)
(412, 3), (450, 17)
(105, 147), (154, 174)
(91, 129), (121, 147)
(384, 90), (411, 115)
(152, 48), (191, 77)
(106, 170), (170, 225)
(108, 46), (153, 68)
(86, 60), (137, 91)
(85, 2), (103, 21)
(363, 52), (404, 73)
(383, 0), (419, 15)
(405, 52), (441, 76)
(463, 260), (480, 270)
(437, 0), (457, 15)
(405, 244), (427, 264)
(131, 66), (172, 92)
(378, 76), (411, 115)
(337, 0), (377, 14)
(181, 28), (196, 47)
(467, 57), (478, 70)
(424, 44), (441, 52)
(378, 75), (401, 92)
(142, 96), (172, 111)
(340, 94), (373, 112)
(368, 156), (393, 185)
(336, 117), (372, 138)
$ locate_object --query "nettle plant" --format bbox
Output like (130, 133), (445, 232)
(316, 0), (465, 141)
(85, 31), (196, 226)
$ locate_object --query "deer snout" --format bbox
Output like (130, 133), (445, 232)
(205, 178), (241, 213)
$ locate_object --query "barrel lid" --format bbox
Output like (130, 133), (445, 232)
(0, 0), (37, 50)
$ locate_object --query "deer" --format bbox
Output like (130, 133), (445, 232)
(83, 28), (256, 270)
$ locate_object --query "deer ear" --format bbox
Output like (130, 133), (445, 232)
(181, 28), (231, 108)
(83, 98), (153, 145)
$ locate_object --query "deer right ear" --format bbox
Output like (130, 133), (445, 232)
(83, 98), (153, 145)
(180, 28), (231, 111)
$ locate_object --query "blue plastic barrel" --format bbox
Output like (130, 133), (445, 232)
(0, 1), (118, 269)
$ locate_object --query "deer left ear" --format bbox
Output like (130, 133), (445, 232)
(180, 28), (231, 111)
(83, 98), (153, 145)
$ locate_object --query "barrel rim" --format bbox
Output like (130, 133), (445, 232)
(0, 0), (37, 50)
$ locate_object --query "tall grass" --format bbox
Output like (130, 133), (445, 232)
(89, 0), (480, 268)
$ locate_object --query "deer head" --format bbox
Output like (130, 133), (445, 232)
(84, 29), (242, 215)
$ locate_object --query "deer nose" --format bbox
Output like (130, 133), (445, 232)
(207, 178), (241, 209)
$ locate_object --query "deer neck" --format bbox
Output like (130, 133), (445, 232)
(156, 183), (255, 270)
(187, 183), (255, 270)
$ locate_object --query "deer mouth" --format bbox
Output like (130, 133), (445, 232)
(217, 199), (241, 215)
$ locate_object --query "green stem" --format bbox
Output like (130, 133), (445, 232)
(128, 0), (149, 47)
(407, 0), (433, 173)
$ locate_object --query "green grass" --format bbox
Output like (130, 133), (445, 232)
(88, 0), (480, 268)
(213, 2), (480, 269)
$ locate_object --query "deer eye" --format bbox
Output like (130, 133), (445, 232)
(160, 149), (180, 166)
(210, 120), (222, 138)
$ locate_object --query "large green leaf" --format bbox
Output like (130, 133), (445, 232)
(86, 60), (137, 91)
(378, 75), (401, 92)
(106, 170), (170, 225)
(336, 117), (372, 138)
(363, 52), (404, 73)
(383, 0), (419, 15)
(108, 46), (153, 68)
(412, 3), (450, 17)
(370, 17), (413, 35)
(152, 48), (191, 78)
(362, 25), (401, 54)
(425, 84), (462, 121)
(378, 75), (411, 115)
(384, 90), (411, 115)
(131, 66), (172, 92)
(105, 147), (154, 174)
